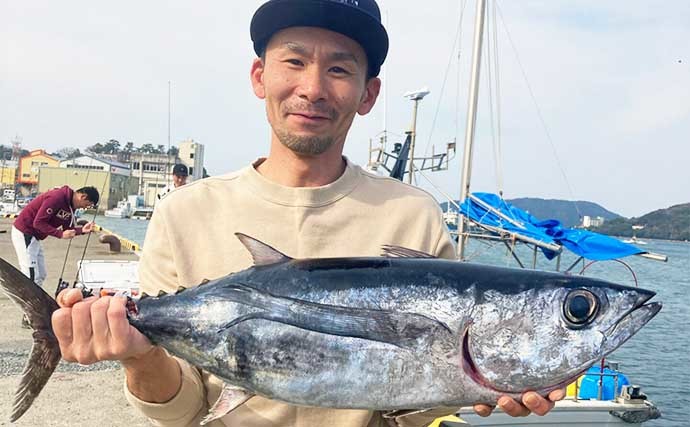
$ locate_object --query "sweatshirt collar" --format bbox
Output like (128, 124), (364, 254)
(243, 156), (361, 207)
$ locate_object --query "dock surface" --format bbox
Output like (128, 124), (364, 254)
(0, 218), (149, 426)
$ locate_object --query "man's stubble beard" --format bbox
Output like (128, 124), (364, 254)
(274, 128), (336, 156)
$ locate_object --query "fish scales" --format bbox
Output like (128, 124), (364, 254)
(0, 233), (661, 422)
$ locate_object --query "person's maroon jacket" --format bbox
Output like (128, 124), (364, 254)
(13, 186), (84, 240)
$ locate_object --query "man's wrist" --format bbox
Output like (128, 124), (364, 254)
(123, 347), (182, 403)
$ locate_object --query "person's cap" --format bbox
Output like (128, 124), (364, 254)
(172, 164), (188, 176)
(250, 0), (389, 77)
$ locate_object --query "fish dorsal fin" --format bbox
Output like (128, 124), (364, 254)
(235, 233), (292, 266)
(381, 245), (436, 259)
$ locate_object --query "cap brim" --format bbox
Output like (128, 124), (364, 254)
(251, 0), (388, 76)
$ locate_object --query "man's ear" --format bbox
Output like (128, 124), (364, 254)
(250, 58), (266, 99)
(357, 77), (382, 116)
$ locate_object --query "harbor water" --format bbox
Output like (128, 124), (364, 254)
(100, 217), (689, 426)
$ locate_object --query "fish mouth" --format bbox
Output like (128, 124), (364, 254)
(601, 292), (662, 355)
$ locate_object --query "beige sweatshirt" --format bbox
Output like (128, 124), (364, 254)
(126, 159), (459, 427)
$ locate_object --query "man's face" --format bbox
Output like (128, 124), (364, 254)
(173, 174), (187, 187)
(74, 193), (94, 209)
(251, 27), (381, 156)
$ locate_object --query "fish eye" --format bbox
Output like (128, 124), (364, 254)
(563, 289), (599, 328)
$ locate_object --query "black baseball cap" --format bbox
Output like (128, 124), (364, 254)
(172, 164), (188, 176)
(250, 0), (389, 77)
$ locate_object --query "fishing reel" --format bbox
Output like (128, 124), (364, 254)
(54, 279), (93, 299)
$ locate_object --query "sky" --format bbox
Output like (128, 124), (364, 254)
(1, 0), (689, 218)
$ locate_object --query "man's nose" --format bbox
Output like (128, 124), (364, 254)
(296, 67), (327, 102)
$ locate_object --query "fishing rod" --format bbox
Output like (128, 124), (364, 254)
(54, 153), (107, 297)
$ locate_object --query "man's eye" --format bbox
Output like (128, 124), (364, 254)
(285, 59), (304, 66)
(330, 66), (351, 75)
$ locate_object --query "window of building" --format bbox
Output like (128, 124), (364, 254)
(65, 164), (104, 170)
(133, 162), (140, 170)
(190, 153), (194, 159)
(189, 167), (193, 175)
(142, 162), (166, 172)
(22, 173), (30, 178)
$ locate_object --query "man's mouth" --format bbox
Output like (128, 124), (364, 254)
(289, 112), (331, 121)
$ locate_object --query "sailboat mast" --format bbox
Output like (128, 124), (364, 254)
(457, 0), (487, 260)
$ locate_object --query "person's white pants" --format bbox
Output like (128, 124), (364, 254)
(11, 225), (47, 287)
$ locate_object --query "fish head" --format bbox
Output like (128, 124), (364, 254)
(462, 276), (661, 394)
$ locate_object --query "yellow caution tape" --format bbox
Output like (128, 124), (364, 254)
(429, 414), (466, 426)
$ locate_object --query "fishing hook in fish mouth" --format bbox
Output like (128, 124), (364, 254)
(460, 324), (586, 395)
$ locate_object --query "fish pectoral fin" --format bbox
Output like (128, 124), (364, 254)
(235, 233), (293, 266)
(200, 384), (254, 425)
(218, 283), (451, 348)
(381, 245), (436, 259)
(382, 408), (432, 419)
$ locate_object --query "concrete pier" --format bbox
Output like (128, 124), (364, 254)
(0, 217), (148, 426)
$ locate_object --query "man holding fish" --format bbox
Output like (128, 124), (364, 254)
(51, 0), (564, 425)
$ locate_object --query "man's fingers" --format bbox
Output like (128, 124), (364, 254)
(56, 288), (85, 308)
(548, 388), (566, 402)
(52, 308), (74, 353)
(498, 396), (530, 417)
(522, 392), (555, 416)
(106, 297), (132, 352)
(90, 296), (112, 349)
(70, 297), (98, 362)
(473, 403), (494, 417)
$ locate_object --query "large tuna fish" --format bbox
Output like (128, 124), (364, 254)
(0, 234), (661, 423)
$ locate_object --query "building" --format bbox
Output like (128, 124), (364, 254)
(18, 150), (59, 186)
(103, 140), (206, 206)
(582, 215), (605, 228)
(60, 154), (131, 176)
(129, 152), (178, 206)
(0, 159), (17, 189)
(38, 167), (138, 211)
(178, 139), (205, 181)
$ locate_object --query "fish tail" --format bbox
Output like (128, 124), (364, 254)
(0, 256), (61, 422)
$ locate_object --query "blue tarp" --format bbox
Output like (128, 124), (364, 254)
(457, 192), (645, 261)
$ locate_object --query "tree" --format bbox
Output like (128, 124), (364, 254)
(138, 143), (156, 154)
(53, 147), (82, 159)
(103, 139), (121, 154)
(0, 145), (11, 161)
(124, 142), (135, 153)
(156, 144), (166, 154)
(88, 142), (105, 154)
(167, 146), (179, 156)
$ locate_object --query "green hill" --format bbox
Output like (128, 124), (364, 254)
(507, 198), (621, 228)
(595, 203), (690, 241)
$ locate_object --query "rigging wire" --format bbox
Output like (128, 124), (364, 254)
(495, 1), (582, 218)
(422, 0), (468, 158)
(491, 0), (504, 195)
(484, 2), (500, 196)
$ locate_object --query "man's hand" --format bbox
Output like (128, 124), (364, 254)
(82, 221), (95, 233)
(61, 230), (77, 239)
(473, 389), (566, 418)
(52, 289), (153, 364)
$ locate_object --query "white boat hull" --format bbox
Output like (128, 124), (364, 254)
(456, 399), (660, 426)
